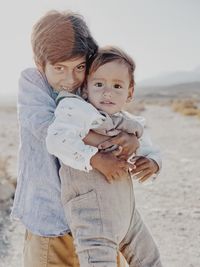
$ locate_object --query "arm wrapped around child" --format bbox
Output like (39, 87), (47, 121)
(46, 92), (161, 183)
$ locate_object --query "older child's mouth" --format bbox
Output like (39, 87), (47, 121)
(61, 86), (76, 92)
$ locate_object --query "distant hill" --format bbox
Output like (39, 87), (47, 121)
(136, 67), (200, 102)
(138, 66), (200, 88)
(135, 82), (200, 101)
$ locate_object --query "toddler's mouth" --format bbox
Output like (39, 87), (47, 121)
(100, 101), (115, 105)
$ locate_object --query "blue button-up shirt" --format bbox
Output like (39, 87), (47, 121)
(11, 68), (69, 236)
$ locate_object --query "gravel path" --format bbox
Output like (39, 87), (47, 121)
(0, 105), (200, 267)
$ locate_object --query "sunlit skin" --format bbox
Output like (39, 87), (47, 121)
(38, 56), (86, 92)
(87, 61), (133, 115)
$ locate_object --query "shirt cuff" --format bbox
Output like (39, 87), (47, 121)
(81, 146), (98, 172)
(148, 156), (162, 176)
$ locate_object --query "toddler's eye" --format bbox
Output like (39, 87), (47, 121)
(94, 82), (103, 87)
(114, 84), (122, 89)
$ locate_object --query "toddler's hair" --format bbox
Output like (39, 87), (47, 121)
(88, 46), (135, 87)
(31, 10), (98, 68)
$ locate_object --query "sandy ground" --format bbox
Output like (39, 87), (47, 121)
(0, 104), (200, 267)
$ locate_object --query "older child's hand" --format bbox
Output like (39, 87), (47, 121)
(130, 157), (159, 183)
(90, 152), (135, 183)
(98, 132), (139, 160)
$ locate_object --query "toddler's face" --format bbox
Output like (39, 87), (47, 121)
(42, 56), (86, 92)
(87, 61), (133, 115)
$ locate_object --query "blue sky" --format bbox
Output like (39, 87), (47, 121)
(0, 0), (200, 98)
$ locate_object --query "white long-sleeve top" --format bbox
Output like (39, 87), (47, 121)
(46, 92), (162, 172)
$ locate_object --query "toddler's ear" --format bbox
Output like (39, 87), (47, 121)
(127, 86), (134, 103)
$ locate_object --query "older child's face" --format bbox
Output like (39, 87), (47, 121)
(43, 57), (86, 92)
(87, 61), (133, 115)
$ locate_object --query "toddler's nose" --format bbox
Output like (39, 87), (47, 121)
(103, 87), (112, 97)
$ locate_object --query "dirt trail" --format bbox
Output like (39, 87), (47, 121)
(0, 105), (200, 267)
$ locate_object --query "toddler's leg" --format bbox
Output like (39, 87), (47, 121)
(119, 209), (162, 267)
(64, 189), (118, 267)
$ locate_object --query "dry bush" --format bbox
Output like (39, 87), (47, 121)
(197, 110), (200, 119)
(172, 99), (198, 112)
(171, 99), (200, 117)
(179, 108), (199, 116)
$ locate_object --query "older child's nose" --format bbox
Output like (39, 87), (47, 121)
(64, 70), (75, 84)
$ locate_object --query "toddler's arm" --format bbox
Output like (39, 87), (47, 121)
(46, 96), (109, 171)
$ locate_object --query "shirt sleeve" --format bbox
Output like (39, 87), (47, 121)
(18, 68), (56, 140)
(132, 116), (162, 174)
(137, 128), (162, 173)
(46, 97), (106, 172)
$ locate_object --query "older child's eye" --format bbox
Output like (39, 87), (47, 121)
(76, 63), (86, 72)
(54, 66), (65, 72)
(94, 82), (103, 87)
(114, 84), (122, 89)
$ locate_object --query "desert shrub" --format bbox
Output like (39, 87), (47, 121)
(197, 109), (200, 119)
(179, 108), (199, 116)
(171, 99), (200, 118)
(172, 99), (198, 112)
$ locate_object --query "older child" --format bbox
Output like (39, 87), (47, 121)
(12, 11), (135, 267)
(46, 47), (163, 267)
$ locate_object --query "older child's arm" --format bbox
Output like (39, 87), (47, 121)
(97, 113), (161, 183)
(18, 68), (56, 140)
(84, 130), (139, 159)
(20, 69), (134, 180)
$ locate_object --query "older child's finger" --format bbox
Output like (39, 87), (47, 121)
(127, 162), (136, 171)
(112, 146), (123, 156)
(139, 172), (152, 183)
(135, 169), (150, 180)
(133, 163), (150, 173)
(98, 136), (121, 150)
(135, 157), (149, 167)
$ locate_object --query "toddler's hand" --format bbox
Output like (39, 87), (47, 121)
(130, 157), (159, 183)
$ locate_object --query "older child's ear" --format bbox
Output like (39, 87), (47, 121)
(127, 86), (134, 103)
(35, 59), (44, 73)
(36, 64), (43, 73)
(81, 87), (88, 100)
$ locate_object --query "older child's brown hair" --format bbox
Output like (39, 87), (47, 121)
(31, 10), (98, 68)
(88, 46), (136, 87)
